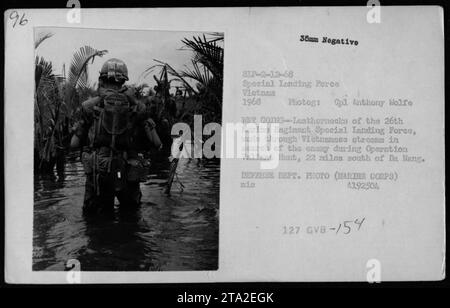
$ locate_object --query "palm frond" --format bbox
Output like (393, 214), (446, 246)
(141, 33), (224, 124)
(35, 32), (54, 49)
(143, 59), (198, 95)
(67, 46), (108, 91)
(205, 32), (224, 43)
(34, 46), (107, 171)
(181, 35), (223, 81)
(65, 46), (107, 112)
(181, 60), (213, 89)
(35, 56), (55, 90)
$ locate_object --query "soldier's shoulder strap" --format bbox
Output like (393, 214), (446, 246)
(81, 96), (102, 114)
(82, 96), (101, 108)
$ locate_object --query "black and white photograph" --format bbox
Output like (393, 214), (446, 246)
(32, 27), (223, 271)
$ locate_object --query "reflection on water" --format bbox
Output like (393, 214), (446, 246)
(33, 158), (220, 271)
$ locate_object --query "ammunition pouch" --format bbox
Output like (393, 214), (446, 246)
(81, 148), (149, 193)
(126, 157), (149, 182)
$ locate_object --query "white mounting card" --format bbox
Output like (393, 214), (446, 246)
(4, 6), (445, 283)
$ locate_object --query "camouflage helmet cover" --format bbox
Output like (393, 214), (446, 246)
(99, 58), (129, 82)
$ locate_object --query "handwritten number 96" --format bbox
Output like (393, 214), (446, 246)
(9, 11), (28, 28)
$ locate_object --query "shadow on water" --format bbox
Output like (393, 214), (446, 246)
(33, 157), (220, 271)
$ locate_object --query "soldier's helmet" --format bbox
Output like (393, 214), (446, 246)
(99, 58), (129, 82)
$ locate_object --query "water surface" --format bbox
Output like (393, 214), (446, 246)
(33, 157), (220, 271)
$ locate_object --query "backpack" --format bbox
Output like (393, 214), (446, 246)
(92, 88), (136, 150)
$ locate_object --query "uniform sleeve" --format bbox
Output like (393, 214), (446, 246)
(72, 104), (93, 143)
(135, 101), (162, 149)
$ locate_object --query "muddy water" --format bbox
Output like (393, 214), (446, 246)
(33, 158), (220, 271)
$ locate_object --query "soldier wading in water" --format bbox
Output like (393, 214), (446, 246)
(71, 58), (162, 215)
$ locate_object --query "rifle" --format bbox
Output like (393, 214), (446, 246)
(164, 136), (184, 194)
